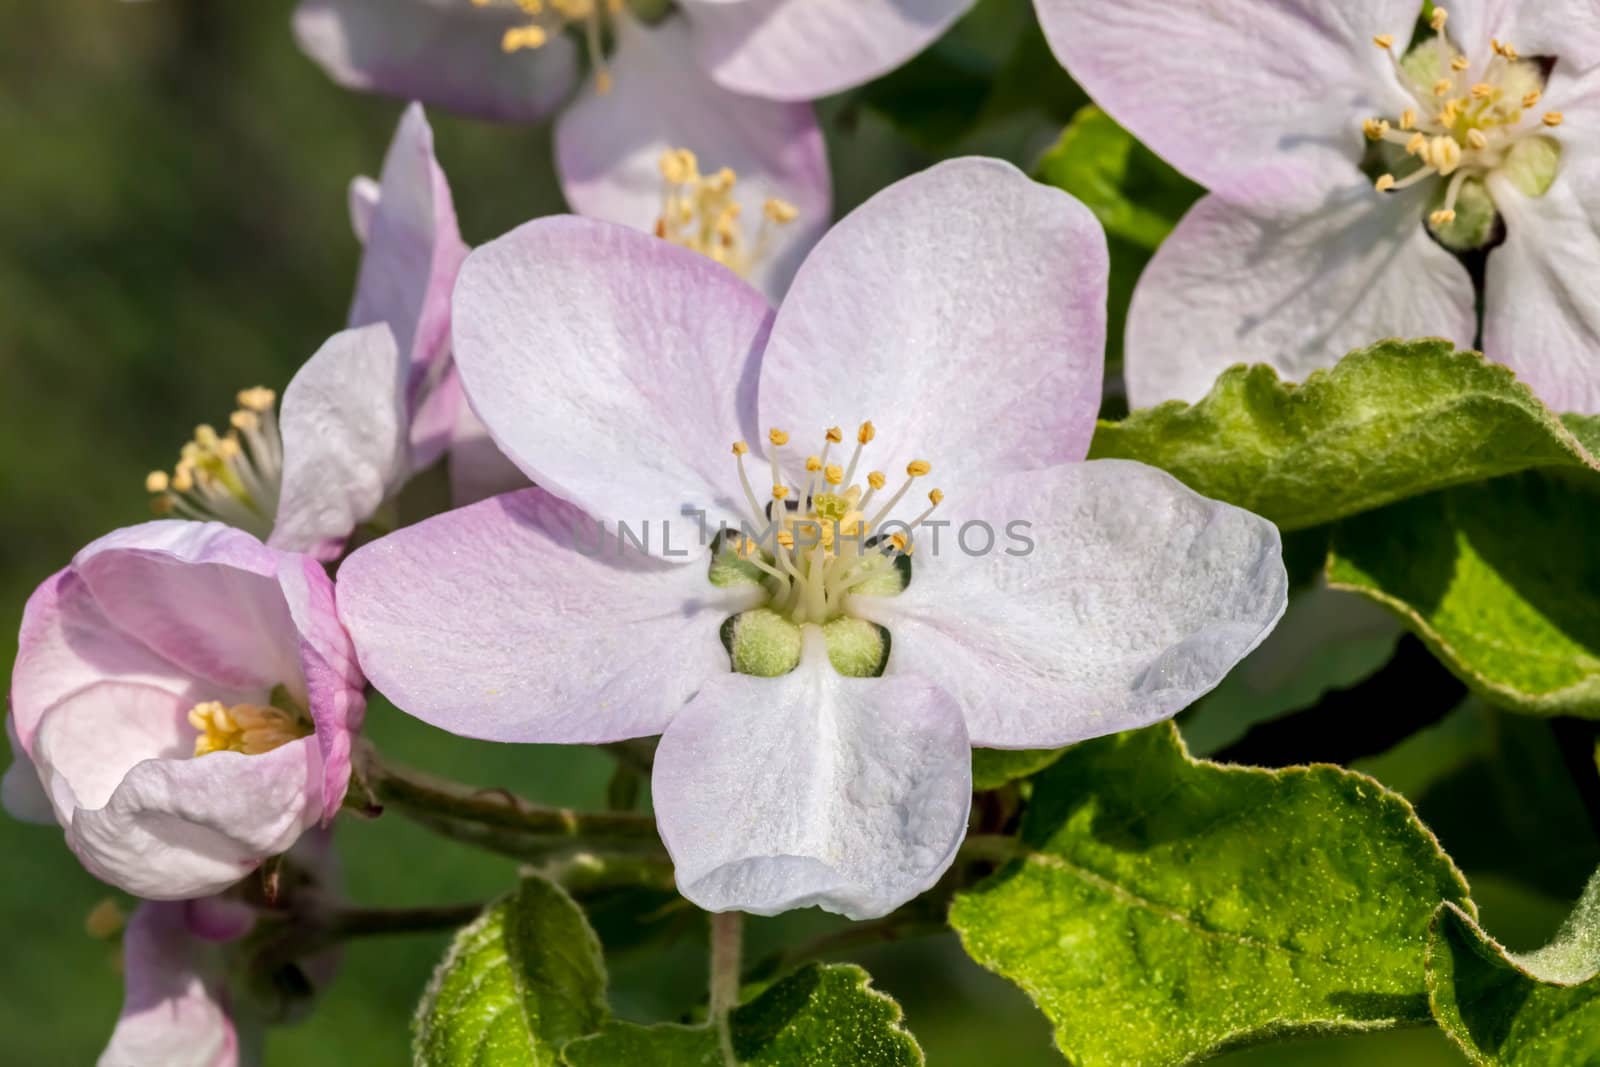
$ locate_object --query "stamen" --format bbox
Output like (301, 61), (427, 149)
(148, 386), (283, 538)
(1373, 34), (1395, 50)
(188, 699), (311, 757)
(1430, 6), (1449, 31)
(654, 147), (799, 281)
(1544, 112), (1565, 127)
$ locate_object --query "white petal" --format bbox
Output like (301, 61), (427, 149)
(654, 629), (971, 919)
(680, 0), (974, 101)
(1485, 157), (1600, 415)
(851, 460), (1288, 748)
(760, 157), (1108, 488)
(554, 15), (831, 300)
(1451, 0), (1600, 74)
(348, 174), (380, 245)
(292, 0), (579, 122)
(1036, 0), (1420, 187)
(451, 216), (774, 541)
(336, 488), (764, 743)
(99, 903), (237, 1067)
(1126, 162), (1477, 406)
(271, 324), (410, 554)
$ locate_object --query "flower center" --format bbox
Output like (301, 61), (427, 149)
(655, 148), (799, 281)
(187, 695), (312, 757)
(1366, 7), (1562, 240)
(725, 423), (942, 626)
(147, 387), (282, 539)
(472, 0), (624, 93)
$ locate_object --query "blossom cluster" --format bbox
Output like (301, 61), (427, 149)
(11, 1), (1597, 1063)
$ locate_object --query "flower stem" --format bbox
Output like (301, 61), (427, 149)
(709, 910), (744, 1067)
(323, 901), (486, 940)
(358, 743), (661, 847)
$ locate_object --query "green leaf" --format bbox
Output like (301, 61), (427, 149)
(562, 964), (922, 1066)
(949, 722), (1473, 1067)
(1089, 341), (1600, 531)
(972, 747), (1066, 791)
(1033, 105), (1200, 250)
(1328, 472), (1600, 718)
(414, 874), (608, 1067)
(1428, 869), (1600, 1064)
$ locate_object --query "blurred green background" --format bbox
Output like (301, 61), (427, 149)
(0, 2), (1586, 1064)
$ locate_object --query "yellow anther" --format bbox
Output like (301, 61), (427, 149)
(594, 69), (613, 95)
(1493, 38), (1519, 60)
(1544, 111), (1565, 127)
(857, 421), (876, 445)
(928, 488), (945, 506)
(1433, 78), (1455, 97)
(1466, 128), (1489, 150)
(236, 387), (275, 412)
(1399, 108), (1417, 130)
(1430, 6), (1449, 31)
(230, 410), (259, 432)
(84, 898), (126, 940)
(1373, 33), (1395, 50)
(502, 25), (548, 51)
(731, 440), (749, 456)
(889, 533), (911, 554)
(145, 470), (170, 493)
(1362, 118), (1390, 141)
(1374, 174), (1397, 193)
(772, 485), (790, 500)
(1470, 82), (1494, 99)
(905, 460), (931, 477)
(867, 471), (887, 491)
(777, 530), (796, 549)
(1524, 91), (1542, 108)
(1406, 133), (1426, 155)
(1429, 208), (1457, 226)
(1430, 136), (1463, 175)
(195, 424), (221, 449)
(805, 455), (823, 472)
(824, 426), (843, 444)
(1450, 56), (1470, 72)
(188, 699), (310, 757)
(660, 147), (699, 185)
(824, 464), (844, 486)
(768, 428), (789, 447)
(763, 199), (799, 225)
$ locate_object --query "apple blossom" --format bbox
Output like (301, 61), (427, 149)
(1038, 0), (1600, 413)
(5, 521), (364, 899)
(336, 158), (1289, 920)
(144, 104), (521, 547)
(292, 2), (831, 297)
(98, 900), (242, 1067)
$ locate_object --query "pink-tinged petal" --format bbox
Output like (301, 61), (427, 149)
(654, 629), (970, 919)
(1452, 0), (1600, 75)
(271, 325), (410, 556)
(348, 174), (380, 245)
(554, 15), (830, 300)
(448, 390), (531, 507)
(409, 356), (465, 472)
(184, 896), (258, 944)
(32, 683), (192, 824)
(337, 488), (763, 743)
(1484, 160), (1600, 415)
(680, 0), (974, 101)
(851, 460), (1287, 748)
(3, 715), (55, 825)
(99, 902), (237, 1067)
(349, 104), (469, 401)
(1125, 162), (1476, 407)
(760, 157), (1106, 486)
(64, 733), (324, 900)
(10, 565), (199, 754)
(1037, 0), (1420, 188)
(276, 554), (365, 821)
(452, 217), (774, 538)
(72, 523), (303, 699)
(292, 0), (578, 122)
